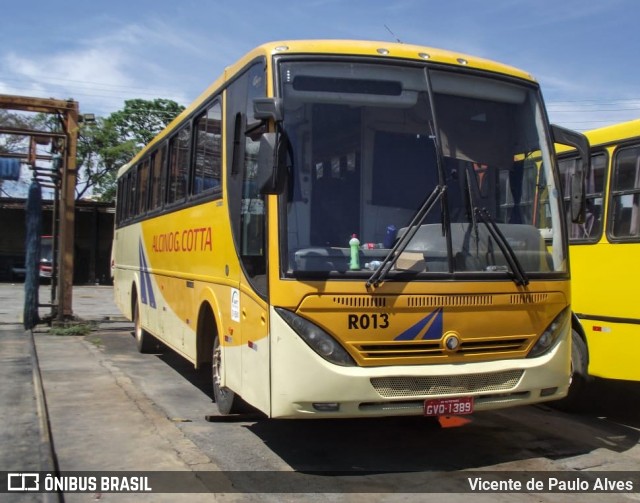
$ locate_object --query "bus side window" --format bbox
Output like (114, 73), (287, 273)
(167, 126), (191, 205)
(137, 159), (150, 215)
(149, 146), (166, 211)
(128, 169), (137, 219)
(610, 146), (640, 239)
(193, 100), (222, 196)
(560, 152), (607, 241)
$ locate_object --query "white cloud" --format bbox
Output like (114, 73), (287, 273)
(5, 46), (131, 89)
(1, 21), (196, 116)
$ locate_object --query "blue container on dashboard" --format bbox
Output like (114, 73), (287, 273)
(384, 225), (397, 249)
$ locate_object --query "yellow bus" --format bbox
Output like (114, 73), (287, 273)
(112, 40), (589, 418)
(558, 119), (640, 407)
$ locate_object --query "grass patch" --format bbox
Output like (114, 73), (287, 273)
(87, 336), (103, 347)
(49, 322), (94, 336)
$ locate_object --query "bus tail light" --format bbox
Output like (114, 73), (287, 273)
(527, 308), (570, 358)
(275, 307), (356, 367)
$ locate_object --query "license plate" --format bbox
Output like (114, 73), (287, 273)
(424, 396), (474, 416)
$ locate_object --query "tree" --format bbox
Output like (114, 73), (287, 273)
(109, 98), (185, 148)
(75, 117), (137, 201)
(0, 110), (33, 154)
(77, 98), (184, 201)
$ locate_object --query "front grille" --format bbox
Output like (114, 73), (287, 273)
(358, 341), (441, 358)
(370, 369), (524, 398)
(356, 337), (530, 359)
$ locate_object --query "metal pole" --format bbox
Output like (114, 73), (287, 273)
(50, 166), (59, 318)
(56, 101), (79, 321)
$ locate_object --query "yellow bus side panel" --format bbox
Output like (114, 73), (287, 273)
(570, 241), (640, 381)
(115, 201), (242, 358)
(583, 321), (640, 381)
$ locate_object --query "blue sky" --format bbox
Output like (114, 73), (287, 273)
(1, 0), (639, 131)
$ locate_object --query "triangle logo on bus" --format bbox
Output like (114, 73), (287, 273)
(139, 240), (157, 309)
(394, 308), (443, 341)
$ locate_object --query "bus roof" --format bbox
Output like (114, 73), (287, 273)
(117, 39), (537, 177)
(583, 118), (640, 147)
(253, 39), (535, 78)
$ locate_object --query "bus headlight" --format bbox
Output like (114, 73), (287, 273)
(527, 308), (570, 358)
(275, 307), (356, 367)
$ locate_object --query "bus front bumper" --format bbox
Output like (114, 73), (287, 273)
(269, 307), (570, 419)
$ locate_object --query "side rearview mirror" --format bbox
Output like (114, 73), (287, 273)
(253, 97), (288, 195)
(253, 97), (283, 122)
(551, 124), (591, 224)
(257, 132), (289, 195)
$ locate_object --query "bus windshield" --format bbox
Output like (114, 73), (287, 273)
(278, 60), (566, 278)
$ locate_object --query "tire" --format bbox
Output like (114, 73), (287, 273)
(212, 334), (248, 415)
(133, 302), (156, 353)
(553, 329), (592, 412)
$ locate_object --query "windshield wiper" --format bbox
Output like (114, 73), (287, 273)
(460, 163), (529, 287)
(474, 207), (529, 287)
(366, 185), (446, 289)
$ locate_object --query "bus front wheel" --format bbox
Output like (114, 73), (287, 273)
(554, 329), (591, 412)
(212, 334), (248, 415)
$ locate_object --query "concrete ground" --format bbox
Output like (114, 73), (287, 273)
(0, 327), (46, 503)
(0, 283), (235, 502)
(3, 282), (639, 503)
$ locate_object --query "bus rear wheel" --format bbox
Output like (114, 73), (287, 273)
(133, 302), (156, 353)
(212, 334), (248, 415)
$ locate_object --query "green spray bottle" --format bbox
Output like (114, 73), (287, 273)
(349, 234), (360, 270)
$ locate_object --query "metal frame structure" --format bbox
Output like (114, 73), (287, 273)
(0, 94), (79, 321)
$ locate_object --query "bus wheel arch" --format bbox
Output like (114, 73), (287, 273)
(195, 297), (250, 414)
(196, 302), (216, 367)
(212, 333), (250, 415)
(130, 282), (138, 321)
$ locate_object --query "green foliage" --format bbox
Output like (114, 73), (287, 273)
(49, 322), (94, 336)
(76, 116), (139, 200)
(88, 336), (104, 347)
(109, 98), (185, 148)
(77, 98), (185, 201)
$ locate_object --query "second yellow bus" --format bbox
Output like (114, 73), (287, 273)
(558, 119), (640, 407)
